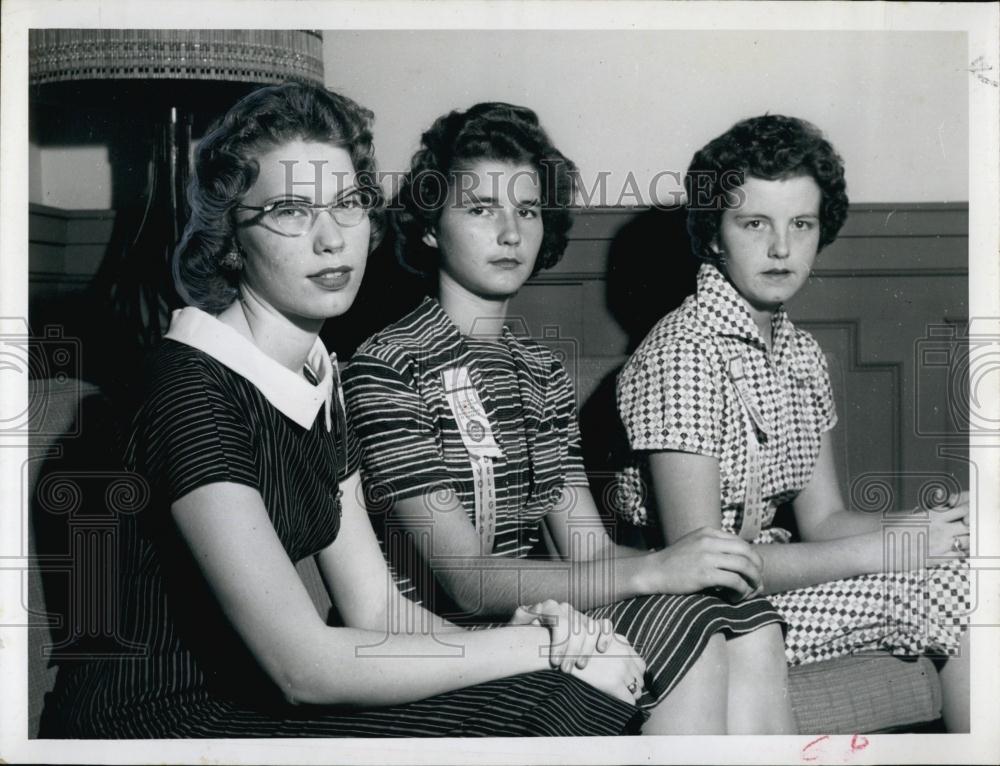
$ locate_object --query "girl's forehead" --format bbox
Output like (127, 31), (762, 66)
(249, 140), (357, 201)
(450, 159), (541, 197)
(733, 174), (822, 212)
(454, 158), (538, 178)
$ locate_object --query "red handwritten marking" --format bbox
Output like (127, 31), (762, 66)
(801, 734), (830, 761)
(851, 734), (870, 752)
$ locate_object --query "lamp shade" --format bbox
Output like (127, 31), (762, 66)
(29, 29), (325, 86)
(28, 29), (329, 366)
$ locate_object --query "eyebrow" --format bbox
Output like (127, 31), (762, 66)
(733, 212), (819, 219)
(263, 185), (359, 206)
(459, 193), (540, 207)
(461, 193), (501, 206)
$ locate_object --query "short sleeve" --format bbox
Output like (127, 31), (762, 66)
(617, 337), (722, 458)
(334, 384), (362, 480)
(342, 349), (455, 504)
(550, 359), (590, 488)
(798, 335), (838, 433)
(126, 354), (259, 504)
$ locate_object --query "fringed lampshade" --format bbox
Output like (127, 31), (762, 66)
(28, 29), (327, 377)
(29, 29), (324, 86)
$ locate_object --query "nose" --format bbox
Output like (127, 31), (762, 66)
(314, 208), (346, 253)
(769, 228), (790, 258)
(497, 210), (522, 247)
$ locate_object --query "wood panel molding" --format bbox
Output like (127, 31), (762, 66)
(29, 201), (969, 287)
(797, 319), (905, 503)
(28, 200), (969, 508)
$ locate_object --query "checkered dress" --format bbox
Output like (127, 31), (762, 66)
(616, 263), (968, 666)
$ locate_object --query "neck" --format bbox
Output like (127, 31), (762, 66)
(437, 272), (510, 339)
(218, 288), (322, 374)
(747, 303), (775, 352)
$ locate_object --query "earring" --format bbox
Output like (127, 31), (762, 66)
(219, 243), (244, 271)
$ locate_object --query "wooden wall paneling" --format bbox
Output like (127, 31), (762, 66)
(796, 320), (903, 511)
(535, 203), (968, 512)
(791, 273), (969, 508)
(29, 201), (969, 511)
(28, 205), (116, 333)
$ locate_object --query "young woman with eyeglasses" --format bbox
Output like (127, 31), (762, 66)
(39, 82), (648, 738)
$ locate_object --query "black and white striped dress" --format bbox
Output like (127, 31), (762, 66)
(39, 311), (641, 738)
(343, 297), (784, 711)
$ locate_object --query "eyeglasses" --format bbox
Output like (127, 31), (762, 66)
(235, 186), (379, 237)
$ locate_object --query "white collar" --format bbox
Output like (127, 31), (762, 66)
(164, 306), (334, 431)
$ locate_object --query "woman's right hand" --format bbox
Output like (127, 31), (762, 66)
(647, 526), (764, 600)
(509, 600), (616, 673)
(509, 601), (645, 703)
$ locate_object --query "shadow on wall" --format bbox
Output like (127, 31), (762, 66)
(578, 206), (699, 543)
(320, 226), (428, 358)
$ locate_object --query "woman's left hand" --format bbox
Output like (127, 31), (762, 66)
(892, 490), (969, 558)
(508, 600), (616, 673)
(929, 489), (970, 556)
(928, 490), (969, 522)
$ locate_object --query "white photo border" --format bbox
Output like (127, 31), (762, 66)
(2, 2), (997, 764)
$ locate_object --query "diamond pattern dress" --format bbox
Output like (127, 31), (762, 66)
(616, 263), (968, 665)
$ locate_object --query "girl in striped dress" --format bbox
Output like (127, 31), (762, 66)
(40, 83), (648, 738)
(343, 102), (796, 734)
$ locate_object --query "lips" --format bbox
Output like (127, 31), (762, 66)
(489, 257), (522, 270)
(308, 267), (352, 290)
(762, 269), (793, 278)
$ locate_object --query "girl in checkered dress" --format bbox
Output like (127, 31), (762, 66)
(616, 115), (971, 731)
(345, 102), (797, 734)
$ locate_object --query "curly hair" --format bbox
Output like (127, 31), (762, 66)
(685, 114), (849, 264)
(394, 102), (578, 277)
(173, 82), (386, 312)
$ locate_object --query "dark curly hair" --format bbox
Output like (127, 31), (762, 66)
(174, 82), (386, 312)
(685, 114), (848, 264)
(394, 102), (578, 277)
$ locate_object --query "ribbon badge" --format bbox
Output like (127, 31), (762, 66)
(441, 366), (503, 458)
(467, 419), (486, 443)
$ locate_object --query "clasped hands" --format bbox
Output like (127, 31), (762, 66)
(508, 599), (646, 705)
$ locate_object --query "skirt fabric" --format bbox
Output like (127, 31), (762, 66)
(770, 559), (969, 666)
(40, 666), (643, 738)
(584, 593), (784, 708)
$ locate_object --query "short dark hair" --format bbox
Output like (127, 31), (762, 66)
(394, 102), (578, 276)
(173, 82), (385, 312)
(685, 114), (849, 264)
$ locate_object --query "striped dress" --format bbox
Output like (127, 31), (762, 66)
(343, 297), (784, 710)
(39, 313), (640, 738)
